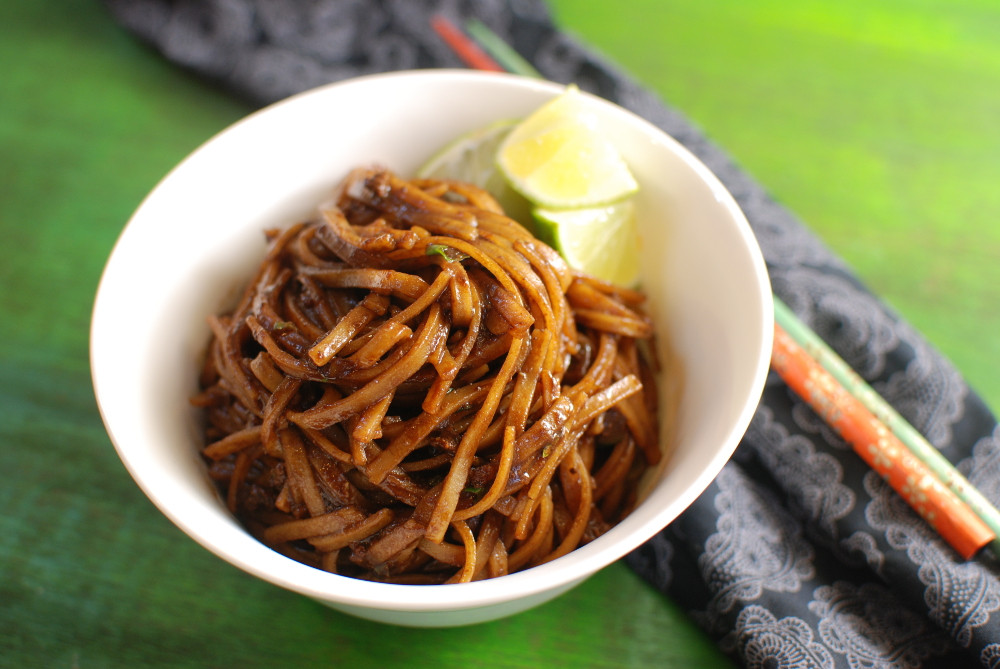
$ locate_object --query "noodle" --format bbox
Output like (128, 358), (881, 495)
(195, 167), (662, 584)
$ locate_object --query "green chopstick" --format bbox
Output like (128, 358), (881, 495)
(774, 296), (1000, 554)
(464, 20), (544, 79)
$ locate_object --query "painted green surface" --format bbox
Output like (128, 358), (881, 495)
(548, 0), (1000, 412)
(3, 0), (998, 666)
(0, 1), (727, 666)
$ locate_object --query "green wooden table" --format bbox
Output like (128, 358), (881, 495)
(3, 1), (998, 666)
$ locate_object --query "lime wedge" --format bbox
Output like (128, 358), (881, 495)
(416, 119), (533, 225)
(533, 200), (641, 287)
(416, 89), (644, 287)
(496, 85), (639, 209)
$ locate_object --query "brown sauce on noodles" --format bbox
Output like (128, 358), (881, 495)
(192, 167), (660, 584)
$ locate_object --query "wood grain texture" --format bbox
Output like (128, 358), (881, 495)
(4, 0), (997, 666)
(0, 1), (727, 666)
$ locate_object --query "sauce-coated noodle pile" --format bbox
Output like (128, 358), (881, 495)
(192, 168), (660, 584)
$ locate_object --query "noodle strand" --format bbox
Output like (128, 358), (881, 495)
(193, 167), (666, 583)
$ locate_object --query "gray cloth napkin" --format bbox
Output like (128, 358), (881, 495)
(105, 1), (1000, 666)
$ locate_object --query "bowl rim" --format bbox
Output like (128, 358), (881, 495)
(90, 69), (773, 613)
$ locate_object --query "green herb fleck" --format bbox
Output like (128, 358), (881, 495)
(441, 191), (469, 204)
(273, 321), (294, 331)
(426, 243), (468, 263)
(427, 243), (450, 259)
(463, 485), (484, 495)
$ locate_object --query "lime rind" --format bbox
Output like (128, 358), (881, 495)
(417, 119), (516, 183)
(533, 200), (641, 288)
(495, 85), (639, 210)
(415, 86), (643, 287)
(416, 119), (534, 226)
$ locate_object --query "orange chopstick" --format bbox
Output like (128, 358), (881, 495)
(772, 323), (994, 559)
(430, 15), (506, 72)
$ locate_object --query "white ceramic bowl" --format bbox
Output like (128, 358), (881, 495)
(90, 70), (772, 627)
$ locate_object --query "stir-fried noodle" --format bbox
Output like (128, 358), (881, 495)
(192, 168), (661, 583)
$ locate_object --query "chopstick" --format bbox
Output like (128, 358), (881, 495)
(431, 15), (506, 72)
(774, 298), (1000, 556)
(464, 20), (543, 79)
(431, 14), (999, 560)
(771, 315), (994, 558)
